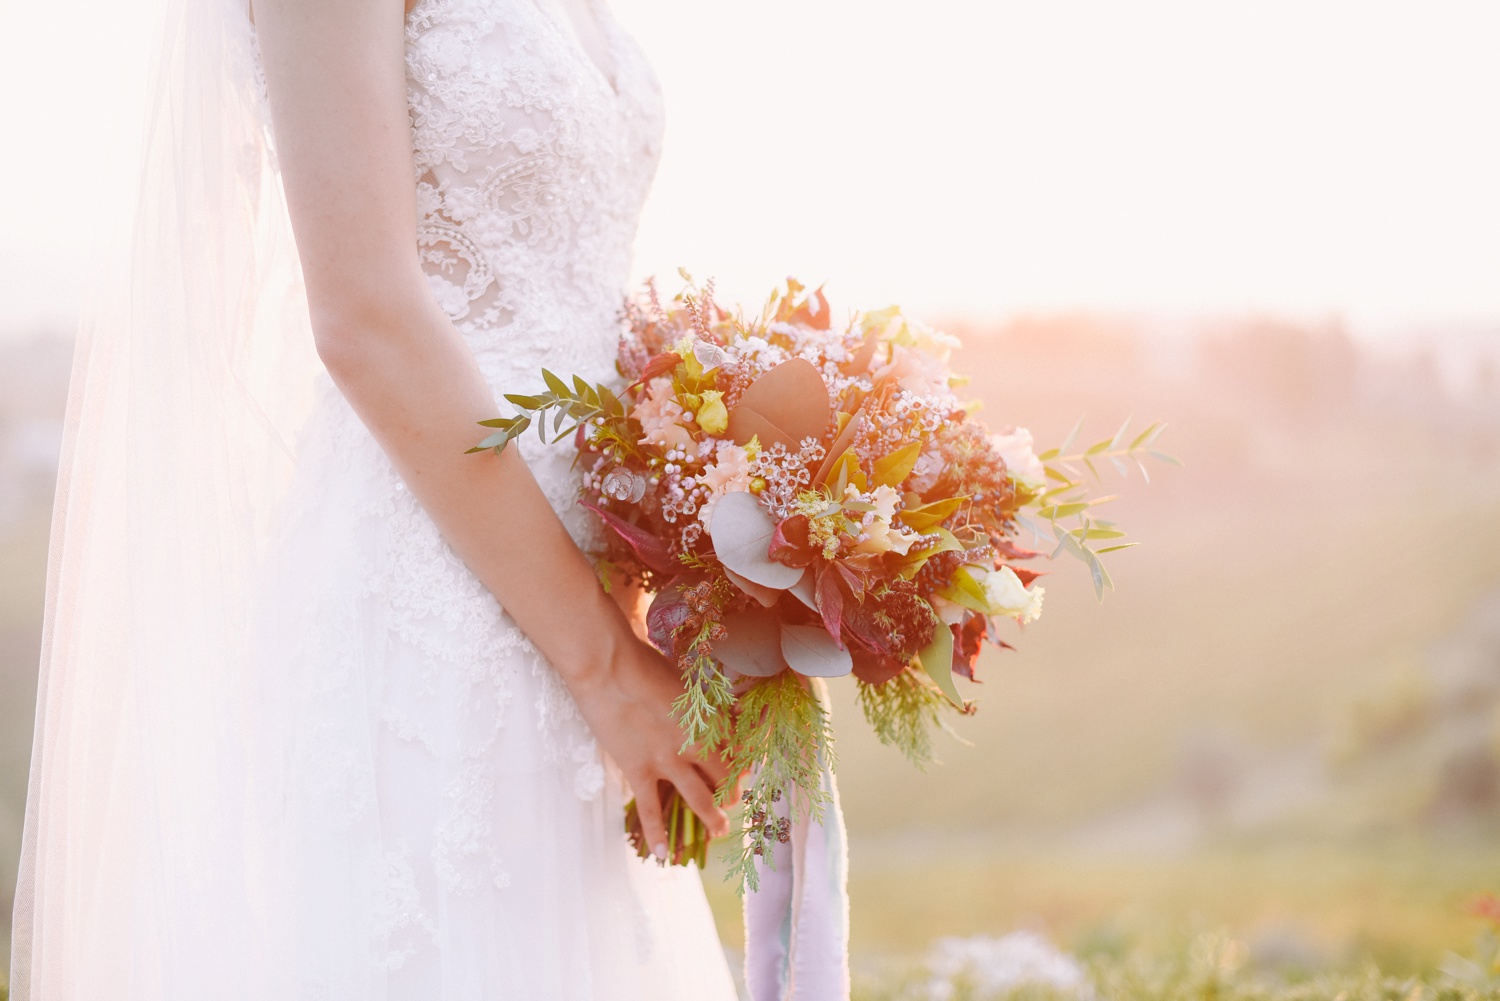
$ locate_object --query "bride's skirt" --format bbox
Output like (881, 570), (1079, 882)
(252, 381), (736, 999)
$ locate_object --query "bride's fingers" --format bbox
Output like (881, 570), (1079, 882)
(687, 742), (732, 789)
(633, 774), (669, 861)
(667, 760), (730, 838)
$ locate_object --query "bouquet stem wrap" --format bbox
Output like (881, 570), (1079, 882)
(744, 683), (850, 1001)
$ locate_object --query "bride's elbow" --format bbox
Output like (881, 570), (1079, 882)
(307, 283), (424, 380)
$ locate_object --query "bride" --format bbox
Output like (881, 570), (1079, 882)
(10, 0), (747, 996)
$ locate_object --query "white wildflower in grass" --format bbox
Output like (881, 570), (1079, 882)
(926, 931), (1091, 1000)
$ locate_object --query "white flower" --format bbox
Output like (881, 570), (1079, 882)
(981, 566), (1044, 623)
(927, 931), (1089, 1000)
(990, 427), (1046, 489)
(909, 450), (945, 493)
(849, 484), (923, 556)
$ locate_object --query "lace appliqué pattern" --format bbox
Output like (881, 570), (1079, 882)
(270, 0), (665, 974)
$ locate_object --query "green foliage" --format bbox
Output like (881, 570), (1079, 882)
(467, 369), (633, 455)
(857, 669), (947, 768)
(1029, 418), (1179, 600)
(671, 622), (737, 755)
(721, 672), (835, 891)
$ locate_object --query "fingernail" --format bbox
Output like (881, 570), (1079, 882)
(653, 842), (667, 861)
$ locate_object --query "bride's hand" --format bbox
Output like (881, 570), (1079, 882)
(571, 633), (732, 858)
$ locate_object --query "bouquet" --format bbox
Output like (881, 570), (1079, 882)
(471, 277), (1172, 886)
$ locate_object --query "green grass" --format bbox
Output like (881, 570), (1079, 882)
(853, 940), (1500, 1001)
(702, 838), (1500, 968)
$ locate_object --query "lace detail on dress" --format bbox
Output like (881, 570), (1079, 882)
(260, 0), (671, 979)
(404, 0), (663, 387)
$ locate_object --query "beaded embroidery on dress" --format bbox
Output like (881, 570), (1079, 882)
(255, 1), (739, 996)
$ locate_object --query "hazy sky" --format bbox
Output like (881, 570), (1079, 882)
(3, 0), (1499, 338)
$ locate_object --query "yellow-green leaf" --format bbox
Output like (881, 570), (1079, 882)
(824, 447), (867, 493)
(937, 565), (992, 614)
(916, 621), (963, 708)
(873, 440), (922, 488)
(899, 496), (965, 531)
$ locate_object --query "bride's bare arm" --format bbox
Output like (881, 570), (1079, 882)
(251, 0), (728, 850)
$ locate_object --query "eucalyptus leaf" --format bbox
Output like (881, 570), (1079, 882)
(1058, 415), (1084, 456)
(503, 394), (544, 410)
(1129, 420), (1161, 451)
(780, 624), (853, 678)
(724, 567), (782, 607)
(709, 491), (804, 589)
(713, 608), (789, 678)
(787, 568), (818, 610)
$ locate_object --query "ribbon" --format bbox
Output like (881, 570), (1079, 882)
(742, 683), (850, 1001)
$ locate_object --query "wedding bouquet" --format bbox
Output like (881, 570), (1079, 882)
(472, 277), (1171, 886)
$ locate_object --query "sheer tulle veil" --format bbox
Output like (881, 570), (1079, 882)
(10, 0), (320, 993)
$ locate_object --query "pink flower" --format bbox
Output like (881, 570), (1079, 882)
(632, 377), (694, 452)
(872, 343), (950, 395)
(696, 442), (755, 529)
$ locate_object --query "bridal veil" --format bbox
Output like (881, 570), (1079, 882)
(10, 0), (321, 993)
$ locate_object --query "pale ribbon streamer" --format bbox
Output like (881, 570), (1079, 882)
(743, 680), (852, 1001)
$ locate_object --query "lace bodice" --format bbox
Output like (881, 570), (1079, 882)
(267, 0), (668, 929)
(405, 0), (663, 390)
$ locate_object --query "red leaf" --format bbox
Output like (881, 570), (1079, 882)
(952, 616), (987, 682)
(841, 329), (879, 376)
(994, 538), (1041, 561)
(627, 351), (682, 391)
(832, 559), (869, 603)
(1006, 565), (1046, 588)
(787, 285), (832, 330)
(815, 565), (845, 649)
(582, 499), (678, 576)
(645, 582), (691, 657)
(768, 514), (814, 568)
(850, 646), (906, 686)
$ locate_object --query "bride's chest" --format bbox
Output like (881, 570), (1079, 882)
(403, 0), (663, 183)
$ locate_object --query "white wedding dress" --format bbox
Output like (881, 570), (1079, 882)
(251, 1), (739, 997)
(13, 1), (741, 995)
